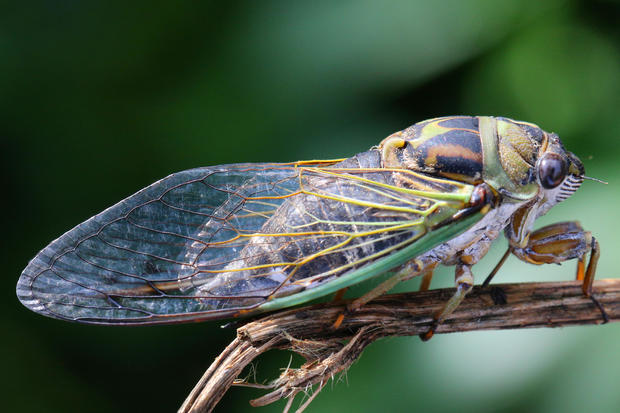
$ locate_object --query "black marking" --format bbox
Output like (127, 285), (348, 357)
(421, 129), (483, 154)
(436, 116), (479, 131)
(413, 129), (483, 181)
(435, 155), (482, 178)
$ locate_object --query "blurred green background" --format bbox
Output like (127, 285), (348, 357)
(3, 1), (620, 412)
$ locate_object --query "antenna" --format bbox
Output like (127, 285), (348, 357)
(582, 175), (608, 184)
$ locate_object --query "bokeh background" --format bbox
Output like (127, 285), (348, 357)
(3, 1), (620, 412)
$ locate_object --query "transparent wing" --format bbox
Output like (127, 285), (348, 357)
(17, 151), (475, 325)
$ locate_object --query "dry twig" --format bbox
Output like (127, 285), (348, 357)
(179, 279), (620, 413)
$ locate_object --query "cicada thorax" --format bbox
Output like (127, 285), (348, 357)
(492, 117), (545, 186)
(381, 116), (548, 192)
(380, 116), (485, 184)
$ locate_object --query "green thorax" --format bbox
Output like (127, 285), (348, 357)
(479, 116), (540, 201)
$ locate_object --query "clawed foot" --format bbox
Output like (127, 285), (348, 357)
(419, 323), (437, 341)
(589, 294), (609, 324)
(332, 305), (356, 330)
(489, 286), (507, 305)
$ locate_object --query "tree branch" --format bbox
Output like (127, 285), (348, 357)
(178, 279), (620, 413)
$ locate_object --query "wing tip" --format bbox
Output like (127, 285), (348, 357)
(17, 255), (63, 320)
(16, 271), (52, 318)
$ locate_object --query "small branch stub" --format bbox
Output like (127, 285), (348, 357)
(179, 279), (620, 413)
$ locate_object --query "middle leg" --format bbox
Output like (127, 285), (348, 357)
(420, 260), (474, 341)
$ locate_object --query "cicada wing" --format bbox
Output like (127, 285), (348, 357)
(18, 151), (477, 325)
(17, 163), (313, 324)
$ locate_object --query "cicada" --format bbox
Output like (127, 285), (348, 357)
(17, 116), (604, 337)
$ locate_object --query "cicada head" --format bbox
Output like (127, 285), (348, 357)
(488, 117), (585, 211)
(532, 132), (585, 216)
(491, 117), (587, 246)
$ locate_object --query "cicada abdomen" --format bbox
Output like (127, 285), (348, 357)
(191, 149), (473, 311)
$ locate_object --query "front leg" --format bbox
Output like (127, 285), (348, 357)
(511, 221), (599, 296)
(483, 221), (607, 323)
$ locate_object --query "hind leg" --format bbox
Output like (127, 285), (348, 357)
(347, 259), (429, 312)
(331, 259), (435, 329)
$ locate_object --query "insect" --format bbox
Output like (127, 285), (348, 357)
(17, 116), (605, 337)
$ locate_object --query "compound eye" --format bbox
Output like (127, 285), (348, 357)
(539, 153), (567, 189)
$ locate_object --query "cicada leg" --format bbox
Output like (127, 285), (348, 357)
(507, 222), (607, 322)
(394, 260), (438, 291)
(581, 236), (600, 298)
(418, 264), (438, 292)
(332, 259), (432, 329)
(332, 287), (349, 302)
(348, 259), (425, 312)
(331, 288), (349, 328)
(420, 261), (474, 341)
(511, 222), (595, 291)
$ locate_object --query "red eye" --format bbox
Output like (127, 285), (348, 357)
(538, 153), (567, 189)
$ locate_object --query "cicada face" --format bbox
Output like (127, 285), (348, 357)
(532, 133), (585, 215)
